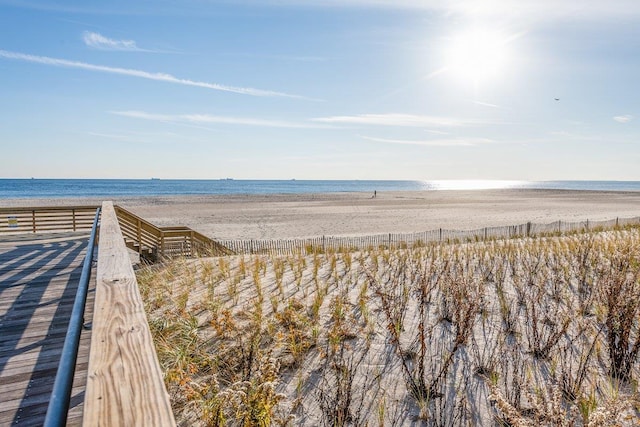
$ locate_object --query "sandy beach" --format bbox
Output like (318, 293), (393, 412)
(3, 189), (640, 240)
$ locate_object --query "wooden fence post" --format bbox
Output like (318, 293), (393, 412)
(32, 210), (36, 233)
(136, 219), (142, 254)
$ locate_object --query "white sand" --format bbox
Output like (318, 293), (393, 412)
(143, 228), (640, 425)
(4, 189), (640, 240)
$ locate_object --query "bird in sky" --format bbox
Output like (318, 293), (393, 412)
(555, 98), (560, 101)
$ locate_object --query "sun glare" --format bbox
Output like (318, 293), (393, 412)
(445, 28), (510, 84)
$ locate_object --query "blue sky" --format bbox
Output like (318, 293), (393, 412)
(1, 0), (639, 180)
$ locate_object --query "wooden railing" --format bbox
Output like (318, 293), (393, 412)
(114, 205), (233, 262)
(0, 204), (233, 262)
(1, 203), (176, 423)
(84, 201), (175, 426)
(0, 206), (99, 234)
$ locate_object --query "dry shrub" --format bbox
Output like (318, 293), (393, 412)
(595, 241), (640, 381)
(138, 226), (640, 426)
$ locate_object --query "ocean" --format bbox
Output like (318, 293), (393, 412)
(1, 179), (640, 199)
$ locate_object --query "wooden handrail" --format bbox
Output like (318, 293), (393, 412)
(1, 203), (231, 260)
(0, 206), (101, 213)
(0, 206), (100, 234)
(84, 201), (175, 426)
(114, 205), (233, 261)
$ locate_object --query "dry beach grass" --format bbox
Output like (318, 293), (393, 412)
(137, 226), (640, 426)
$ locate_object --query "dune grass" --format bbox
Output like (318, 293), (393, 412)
(137, 227), (640, 426)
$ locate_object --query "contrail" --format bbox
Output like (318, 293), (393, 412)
(0, 49), (305, 99)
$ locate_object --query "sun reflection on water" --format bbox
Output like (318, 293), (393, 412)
(423, 180), (527, 191)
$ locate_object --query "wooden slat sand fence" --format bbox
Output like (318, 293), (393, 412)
(83, 201), (175, 426)
(219, 215), (640, 256)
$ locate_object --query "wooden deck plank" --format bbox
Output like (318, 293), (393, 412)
(0, 367), (88, 404)
(0, 296), (80, 316)
(0, 241), (85, 263)
(0, 251), (85, 270)
(0, 383), (86, 425)
(0, 265), (84, 284)
(0, 273), (82, 324)
(0, 233), (94, 426)
(1, 301), (75, 327)
(0, 346), (90, 378)
(0, 267), (84, 286)
(0, 323), (75, 346)
(0, 309), (74, 332)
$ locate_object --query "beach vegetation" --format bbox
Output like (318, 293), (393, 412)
(137, 226), (640, 425)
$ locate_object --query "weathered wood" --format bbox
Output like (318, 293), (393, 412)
(84, 201), (175, 426)
(0, 235), (92, 426)
(0, 207), (98, 235)
(114, 205), (232, 261)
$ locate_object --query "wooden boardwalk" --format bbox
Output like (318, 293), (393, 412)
(0, 233), (94, 426)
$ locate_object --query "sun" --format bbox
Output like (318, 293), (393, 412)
(445, 28), (510, 85)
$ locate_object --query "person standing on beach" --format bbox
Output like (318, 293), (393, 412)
(373, 190), (377, 198)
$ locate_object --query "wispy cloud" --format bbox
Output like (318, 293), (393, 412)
(5, 0), (640, 20)
(531, 130), (636, 145)
(424, 67), (449, 80)
(87, 130), (208, 144)
(82, 31), (143, 51)
(87, 132), (136, 140)
(224, 52), (327, 62)
(246, 0), (640, 19)
(613, 114), (633, 123)
(360, 135), (494, 146)
(313, 113), (483, 127)
(0, 49), (305, 98)
(112, 110), (331, 129)
(473, 100), (500, 108)
(82, 31), (178, 53)
(426, 129), (450, 135)
(0, 1), (124, 14)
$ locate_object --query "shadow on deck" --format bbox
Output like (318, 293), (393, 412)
(0, 234), (93, 426)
